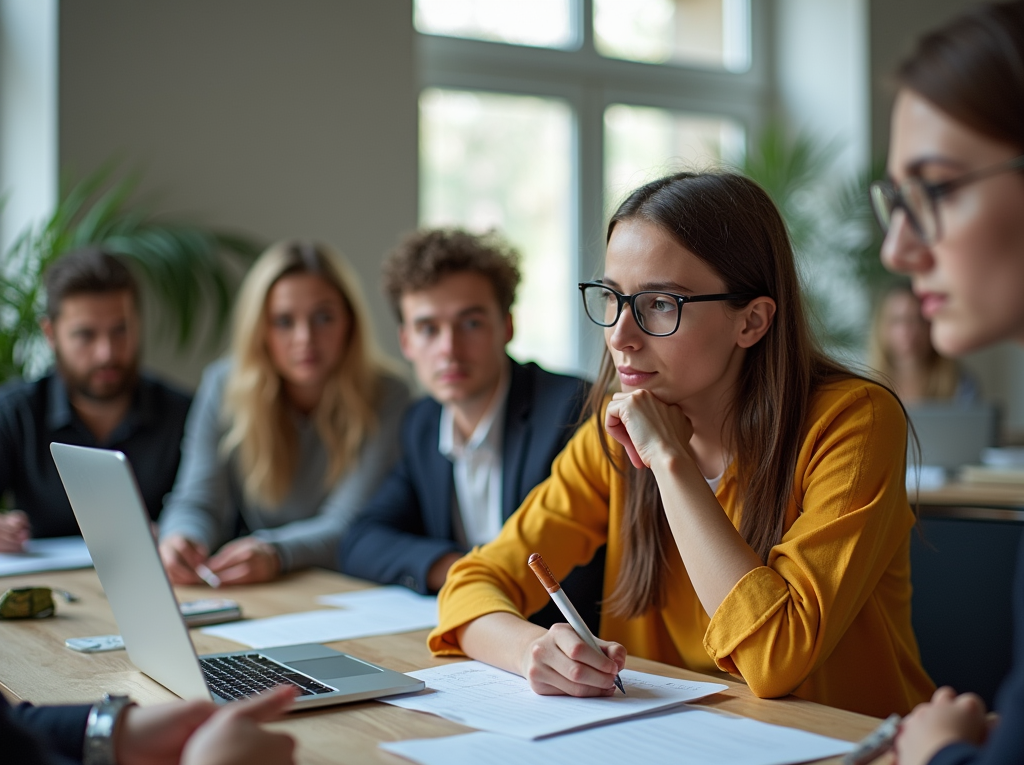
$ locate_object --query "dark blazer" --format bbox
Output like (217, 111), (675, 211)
(930, 535), (1024, 765)
(340, 358), (605, 632)
(3, 694), (90, 765)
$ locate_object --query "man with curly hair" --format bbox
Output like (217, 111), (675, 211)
(339, 228), (604, 631)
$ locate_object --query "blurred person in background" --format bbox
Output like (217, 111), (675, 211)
(867, 282), (980, 405)
(0, 247), (189, 551)
(159, 240), (408, 585)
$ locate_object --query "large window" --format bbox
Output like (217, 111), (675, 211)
(416, 0), (767, 373)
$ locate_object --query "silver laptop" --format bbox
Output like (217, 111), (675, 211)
(50, 442), (424, 709)
(906, 403), (998, 470)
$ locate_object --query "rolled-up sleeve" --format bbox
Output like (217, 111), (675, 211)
(703, 385), (915, 698)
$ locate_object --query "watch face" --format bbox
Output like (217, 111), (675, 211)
(0, 587), (55, 619)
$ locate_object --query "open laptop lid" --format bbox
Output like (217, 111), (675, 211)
(50, 442), (211, 700)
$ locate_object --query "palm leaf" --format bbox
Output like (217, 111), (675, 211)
(0, 166), (262, 383)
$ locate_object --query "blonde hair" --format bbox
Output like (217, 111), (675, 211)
(867, 283), (959, 400)
(221, 240), (382, 507)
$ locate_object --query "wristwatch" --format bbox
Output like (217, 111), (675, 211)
(83, 693), (136, 765)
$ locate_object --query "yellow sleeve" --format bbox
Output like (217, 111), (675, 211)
(428, 415), (612, 656)
(702, 382), (914, 697)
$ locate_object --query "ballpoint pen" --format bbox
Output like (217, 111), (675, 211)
(843, 714), (900, 765)
(195, 563), (222, 588)
(528, 552), (625, 695)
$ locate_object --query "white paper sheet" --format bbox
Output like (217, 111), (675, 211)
(381, 661), (728, 739)
(0, 536), (92, 577)
(200, 591), (437, 648)
(381, 705), (855, 765)
(316, 586), (438, 625)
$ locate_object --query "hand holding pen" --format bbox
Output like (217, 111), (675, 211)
(527, 552), (627, 696)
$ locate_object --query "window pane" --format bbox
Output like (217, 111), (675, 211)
(604, 103), (744, 216)
(594, 0), (750, 71)
(415, 0), (577, 50)
(420, 88), (575, 372)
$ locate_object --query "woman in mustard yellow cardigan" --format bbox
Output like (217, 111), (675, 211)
(428, 171), (935, 719)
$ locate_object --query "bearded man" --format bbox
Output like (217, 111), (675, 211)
(0, 247), (191, 550)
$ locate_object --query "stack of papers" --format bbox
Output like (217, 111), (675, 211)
(0, 536), (92, 577)
(383, 661), (727, 738)
(200, 585), (437, 647)
(381, 705), (855, 765)
(380, 662), (854, 765)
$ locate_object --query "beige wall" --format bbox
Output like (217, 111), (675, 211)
(59, 0), (417, 391)
(868, 0), (982, 158)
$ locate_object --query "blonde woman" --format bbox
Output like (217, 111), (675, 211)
(159, 241), (409, 585)
(867, 282), (979, 405)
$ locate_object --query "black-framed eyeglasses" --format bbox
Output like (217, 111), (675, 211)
(578, 282), (756, 337)
(869, 155), (1024, 245)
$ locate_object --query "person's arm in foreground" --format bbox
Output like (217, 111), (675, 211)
(7, 685), (296, 765)
(896, 533), (1024, 765)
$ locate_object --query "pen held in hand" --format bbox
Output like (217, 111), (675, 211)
(195, 563), (221, 589)
(527, 552), (625, 695)
(842, 713), (900, 765)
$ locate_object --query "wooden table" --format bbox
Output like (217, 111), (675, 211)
(0, 568), (882, 765)
(917, 481), (1024, 519)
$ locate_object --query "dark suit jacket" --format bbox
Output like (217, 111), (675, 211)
(2, 694), (90, 765)
(930, 535), (1024, 765)
(339, 358), (605, 632)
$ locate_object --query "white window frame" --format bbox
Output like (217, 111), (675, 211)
(416, 0), (772, 372)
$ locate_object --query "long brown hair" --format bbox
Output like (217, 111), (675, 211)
(587, 171), (851, 619)
(897, 1), (1024, 150)
(221, 240), (384, 507)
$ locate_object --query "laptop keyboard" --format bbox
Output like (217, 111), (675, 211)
(200, 654), (335, 700)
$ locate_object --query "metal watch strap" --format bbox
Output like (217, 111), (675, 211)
(83, 693), (135, 765)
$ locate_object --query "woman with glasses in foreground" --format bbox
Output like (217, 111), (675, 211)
(872, 2), (1024, 764)
(427, 171), (934, 718)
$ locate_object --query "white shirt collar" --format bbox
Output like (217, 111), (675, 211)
(438, 359), (511, 460)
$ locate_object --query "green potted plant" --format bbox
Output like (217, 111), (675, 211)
(0, 167), (261, 383)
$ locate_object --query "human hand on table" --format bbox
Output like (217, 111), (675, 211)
(180, 685), (297, 765)
(894, 686), (990, 765)
(521, 622), (626, 697)
(0, 510), (30, 552)
(206, 536), (281, 585)
(117, 685), (296, 765)
(159, 535), (210, 585)
(605, 389), (694, 470)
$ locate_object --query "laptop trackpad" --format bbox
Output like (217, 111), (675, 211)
(287, 655), (382, 680)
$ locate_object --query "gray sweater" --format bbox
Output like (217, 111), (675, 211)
(159, 358), (409, 572)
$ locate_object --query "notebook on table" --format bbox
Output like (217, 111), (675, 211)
(49, 442), (424, 709)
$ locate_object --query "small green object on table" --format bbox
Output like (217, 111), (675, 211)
(0, 587), (56, 619)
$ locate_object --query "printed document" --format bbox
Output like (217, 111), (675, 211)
(381, 661), (728, 739)
(381, 705), (855, 765)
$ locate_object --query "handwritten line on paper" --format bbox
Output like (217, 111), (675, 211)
(380, 705), (855, 765)
(0, 536), (93, 577)
(381, 660), (728, 739)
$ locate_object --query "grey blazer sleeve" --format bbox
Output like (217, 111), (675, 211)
(158, 359), (234, 551)
(252, 375), (410, 572)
